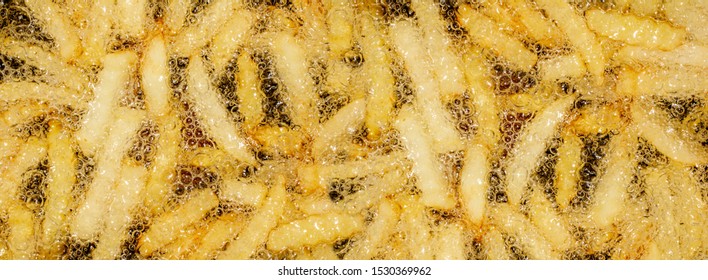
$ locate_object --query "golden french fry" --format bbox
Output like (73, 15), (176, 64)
(459, 142), (489, 225)
(6, 203), (36, 260)
(141, 36), (171, 118)
(504, 0), (563, 45)
(396, 194), (433, 260)
(325, 0), (355, 56)
(614, 43), (708, 68)
(528, 188), (573, 252)
(586, 9), (687, 51)
(630, 0), (662, 16)
(554, 132), (583, 209)
(220, 179), (267, 207)
(619, 66), (708, 98)
(462, 50), (500, 147)
(664, 0), (708, 43)
(164, 0), (190, 34)
(644, 167), (682, 259)
(171, 0), (239, 56)
(116, 0), (147, 37)
(77, 0), (113, 65)
(24, 0), (82, 61)
(482, 227), (510, 260)
(144, 113), (181, 215)
(267, 212), (364, 251)
(236, 51), (265, 133)
(666, 163), (707, 258)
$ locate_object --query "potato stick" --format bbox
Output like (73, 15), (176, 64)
(236, 51), (265, 133)
(389, 21), (464, 152)
(171, 0), (239, 56)
(187, 56), (256, 165)
(667, 163), (706, 258)
(0, 137), (47, 208)
(267, 212), (364, 251)
(538, 53), (586, 82)
(535, 0), (605, 85)
(482, 227), (510, 260)
(0, 82), (82, 109)
(644, 167), (682, 259)
(528, 188), (573, 252)
(6, 203), (36, 259)
(269, 32), (318, 134)
(505, 94), (576, 206)
(76, 51), (138, 154)
(554, 132), (583, 210)
(138, 189), (219, 256)
(116, 0), (146, 37)
(630, 0), (661, 16)
(312, 98), (366, 159)
(71, 108), (145, 240)
(395, 107), (456, 209)
(211, 9), (256, 74)
(141, 36), (171, 118)
(325, 0), (354, 56)
(586, 10), (686, 51)
(164, 0), (191, 34)
(615, 43), (708, 68)
(457, 5), (538, 71)
(24, 0), (81, 61)
(2, 38), (88, 92)
(433, 222), (466, 260)
(220, 179), (267, 207)
(144, 114), (181, 215)
(462, 51), (500, 147)
(40, 121), (76, 257)
(187, 213), (245, 260)
(92, 165), (148, 260)
(459, 143), (489, 225)
(664, 0), (708, 43)
(358, 14), (396, 141)
(410, 0), (466, 100)
(344, 200), (399, 260)
(490, 204), (558, 259)
(78, 0), (113, 65)
(504, 0), (562, 45)
(620, 67), (708, 98)
(590, 130), (638, 228)
(397, 195), (433, 260)
(218, 177), (287, 259)
(631, 102), (708, 165)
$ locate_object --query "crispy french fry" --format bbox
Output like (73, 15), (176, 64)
(171, 0), (239, 56)
(536, 0), (605, 85)
(236, 51), (265, 133)
(187, 56), (256, 165)
(459, 142), (489, 225)
(614, 43), (708, 68)
(344, 200), (399, 260)
(586, 9), (686, 51)
(24, 0), (81, 61)
(490, 204), (558, 259)
(218, 177), (287, 259)
(71, 108), (145, 240)
(0, 82), (82, 110)
(554, 132), (583, 209)
(211, 9), (256, 74)
(164, 0), (191, 34)
(389, 20), (464, 152)
(457, 5), (538, 71)
(294, 193), (338, 216)
(395, 107), (456, 209)
(139, 189), (219, 256)
(220, 179), (267, 207)
(116, 0), (147, 37)
(187, 213), (246, 260)
(433, 222), (466, 260)
(141, 36), (171, 118)
(505, 94), (576, 206)
(267, 212), (364, 251)
(312, 98), (366, 160)
(538, 53), (586, 82)
(76, 51), (138, 154)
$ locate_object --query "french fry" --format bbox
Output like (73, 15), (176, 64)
(528, 188), (573, 252)
(236, 51), (265, 133)
(389, 20), (464, 153)
(40, 121), (77, 257)
(394, 107), (456, 209)
(459, 142), (489, 225)
(612, 198), (653, 260)
(159, 225), (205, 260)
(504, 0), (563, 45)
(505, 94), (576, 206)
(77, 0), (113, 65)
(164, 0), (190, 34)
(116, 0), (147, 38)
(0, 82), (82, 110)
(71, 108), (145, 239)
(139, 189), (219, 256)
(664, 0), (708, 43)
(218, 177), (287, 259)
(24, 0), (81, 61)
(344, 200), (399, 260)
(433, 222), (466, 260)
(667, 163), (706, 258)
(75, 51), (138, 155)
(396, 194), (433, 260)
(0, 137), (47, 208)
(186, 56), (256, 165)
(252, 126), (308, 158)
(325, 0), (355, 56)
(462, 50), (500, 147)
(554, 132), (583, 209)
(6, 203), (36, 260)
(614, 43), (708, 68)
(171, 0), (239, 56)
(644, 167), (682, 259)
(490, 204), (559, 259)
(586, 9), (687, 51)
(482, 227), (510, 260)
(92, 165), (148, 260)
(535, 0), (605, 85)
(187, 213), (246, 260)
(343, 170), (407, 214)
(630, 0), (662, 17)
(476, 0), (526, 37)
(267, 212), (364, 251)
(143, 113), (181, 215)
(220, 178), (267, 207)
(312, 98), (366, 160)
(538, 53), (586, 82)
(210, 9), (256, 74)
(618, 66), (708, 98)
(457, 5), (538, 71)
(141, 36), (171, 118)
(294, 194), (338, 216)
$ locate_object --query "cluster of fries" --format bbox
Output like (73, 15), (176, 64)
(0, 0), (707, 260)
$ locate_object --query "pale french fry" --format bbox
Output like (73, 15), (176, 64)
(0, 82), (82, 110)
(141, 36), (171, 118)
(92, 165), (148, 260)
(187, 213), (246, 260)
(144, 113), (181, 215)
(24, 0), (81, 61)
(236, 51), (265, 133)
(40, 121), (77, 257)
(171, 0), (239, 56)
(164, 0), (191, 34)
(462, 50), (500, 147)
(397, 194), (433, 260)
(504, 0), (562, 45)
(186, 56), (256, 165)
(218, 177), (287, 259)
(619, 67), (708, 98)
(590, 129), (638, 228)
(76, 51), (138, 155)
(664, 0), (708, 43)
(457, 5), (538, 71)
(389, 20), (464, 152)
(394, 107), (456, 209)
(71, 109), (145, 239)
(459, 142), (489, 225)
(116, 0), (147, 38)
(344, 200), (399, 260)
(476, 0), (526, 36)
(6, 203), (36, 260)
(312, 98), (366, 160)
(538, 53), (586, 82)
(644, 167), (682, 259)
(586, 9), (687, 51)
(433, 222), (466, 260)
(505, 94), (576, 206)
(0, 137), (47, 208)
(210, 9), (256, 74)
(410, 0), (466, 100)
(267, 212), (364, 251)
(615, 43), (708, 68)
(482, 227), (510, 260)
(358, 14), (396, 141)
(630, 0), (661, 17)
(139, 189), (219, 256)
(220, 179), (267, 207)
(294, 194), (338, 216)
(535, 0), (605, 85)
(325, 0), (355, 56)
(77, 0), (113, 65)
(554, 132), (583, 209)
(528, 188), (573, 252)
(490, 204), (559, 259)
(631, 102), (708, 165)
